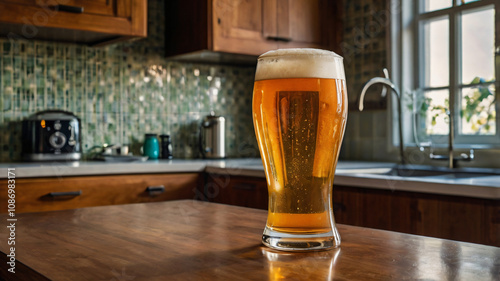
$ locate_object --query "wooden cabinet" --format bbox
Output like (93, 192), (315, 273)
(333, 185), (500, 247)
(201, 173), (268, 210)
(0, 0), (116, 16)
(165, 0), (342, 63)
(0, 0), (147, 45)
(211, 0), (278, 57)
(0, 173), (200, 213)
(199, 174), (499, 246)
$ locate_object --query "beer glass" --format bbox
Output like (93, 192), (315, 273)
(252, 48), (347, 251)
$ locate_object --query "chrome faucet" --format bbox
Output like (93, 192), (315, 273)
(429, 110), (474, 168)
(359, 68), (405, 165)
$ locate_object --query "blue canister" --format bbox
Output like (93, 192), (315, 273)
(143, 134), (159, 159)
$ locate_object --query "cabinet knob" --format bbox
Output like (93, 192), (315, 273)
(146, 185), (165, 196)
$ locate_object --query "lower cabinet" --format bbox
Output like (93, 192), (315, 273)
(333, 185), (500, 247)
(1, 173), (201, 214)
(202, 173), (268, 210)
(201, 174), (499, 247)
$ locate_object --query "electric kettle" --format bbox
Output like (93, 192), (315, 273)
(200, 113), (226, 159)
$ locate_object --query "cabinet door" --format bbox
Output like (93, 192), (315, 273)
(212, 0), (278, 56)
(203, 174), (268, 210)
(332, 185), (362, 226)
(279, 0), (322, 48)
(262, 0), (323, 49)
(265, 0), (337, 50)
(0, 0), (146, 44)
(414, 194), (496, 246)
(0, 0), (115, 16)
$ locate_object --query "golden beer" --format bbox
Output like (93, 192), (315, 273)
(252, 49), (347, 251)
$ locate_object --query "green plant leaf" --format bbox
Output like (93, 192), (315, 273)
(470, 77), (481, 84)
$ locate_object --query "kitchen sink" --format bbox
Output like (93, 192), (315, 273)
(337, 165), (500, 179)
(384, 167), (498, 178)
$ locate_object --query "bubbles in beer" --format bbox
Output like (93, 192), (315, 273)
(253, 77), (347, 234)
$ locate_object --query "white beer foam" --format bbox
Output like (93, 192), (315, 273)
(255, 48), (345, 81)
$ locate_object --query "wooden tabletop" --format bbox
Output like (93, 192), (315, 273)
(0, 200), (499, 280)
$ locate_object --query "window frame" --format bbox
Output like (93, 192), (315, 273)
(392, 0), (500, 149)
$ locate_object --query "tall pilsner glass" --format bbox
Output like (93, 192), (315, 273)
(252, 49), (348, 251)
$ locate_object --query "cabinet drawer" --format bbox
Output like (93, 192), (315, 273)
(1, 173), (200, 213)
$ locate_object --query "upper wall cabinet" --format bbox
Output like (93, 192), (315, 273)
(0, 0), (147, 45)
(165, 0), (342, 64)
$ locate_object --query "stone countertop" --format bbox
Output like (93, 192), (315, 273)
(0, 159), (208, 178)
(1, 158), (499, 199)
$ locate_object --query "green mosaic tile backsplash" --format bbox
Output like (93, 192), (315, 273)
(0, 0), (258, 162)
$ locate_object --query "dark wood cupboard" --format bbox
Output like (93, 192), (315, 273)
(202, 173), (268, 210)
(333, 185), (500, 247)
(165, 0), (342, 63)
(0, 0), (147, 45)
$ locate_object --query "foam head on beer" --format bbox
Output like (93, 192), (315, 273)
(254, 48), (345, 81)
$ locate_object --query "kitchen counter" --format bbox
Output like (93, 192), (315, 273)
(1, 200), (498, 280)
(1, 158), (499, 199)
(0, 159), (208, 178)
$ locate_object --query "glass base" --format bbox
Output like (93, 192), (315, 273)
(262, 226), (341, 251)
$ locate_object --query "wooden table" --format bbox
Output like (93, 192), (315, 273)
(1, 200), (499, 280)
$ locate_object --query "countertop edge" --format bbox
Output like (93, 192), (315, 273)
(1, 159), (499, 200)
(0, 161), (207, 178)
(333, 175), (500, 200)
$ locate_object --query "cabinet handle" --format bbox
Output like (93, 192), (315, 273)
(146, 185), (165, 196)
(233, 183), (257, 190)
(266, 36), (292, 42)
(54, 5), (84, 13)
(42, 190), (82, 200)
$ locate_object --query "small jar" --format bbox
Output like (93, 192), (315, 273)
(143, 134), (159, 160)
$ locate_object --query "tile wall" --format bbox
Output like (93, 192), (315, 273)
(0, 0), (406, 164)
(0, 0), (259, 162)
(339, 0), (394, 162)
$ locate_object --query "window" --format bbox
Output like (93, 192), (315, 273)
(393, 0), (499, 147)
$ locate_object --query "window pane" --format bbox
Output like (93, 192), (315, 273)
(460, 84), (496, 135)
(461, 7), (495, 84)
(422, 17), (449, 88)
(458, 0), (480, 5)
(422, 0), (452, 12)
(424, 89), (450, 135)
